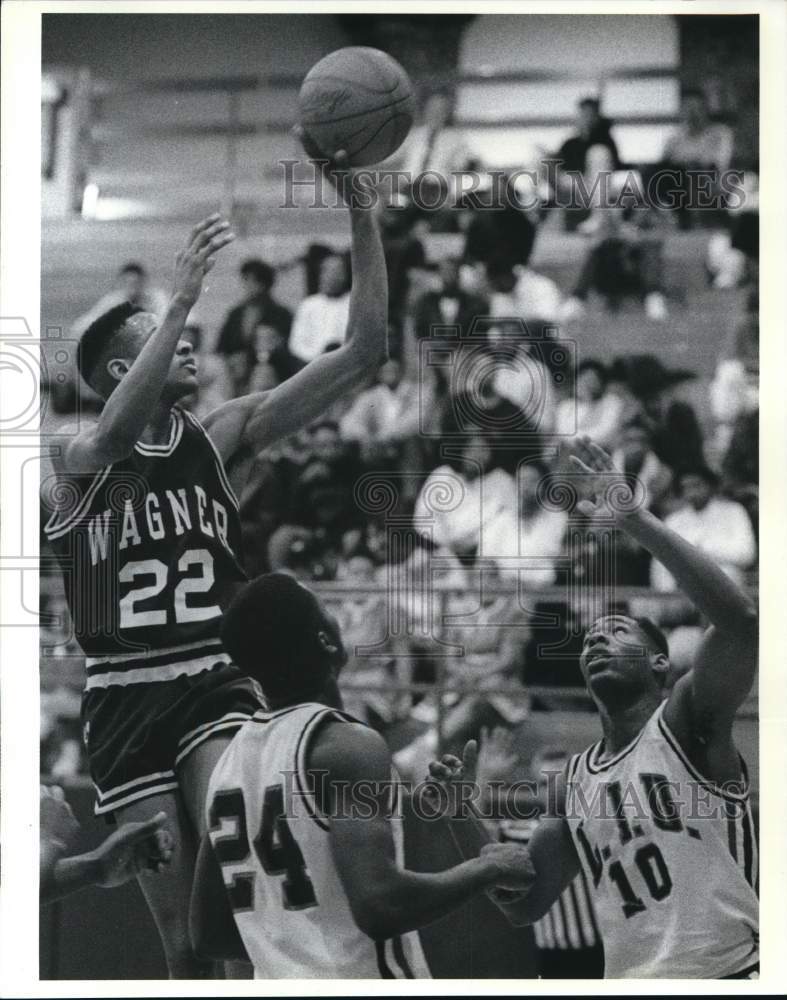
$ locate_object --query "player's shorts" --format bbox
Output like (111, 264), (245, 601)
(81, 643), (264, 815)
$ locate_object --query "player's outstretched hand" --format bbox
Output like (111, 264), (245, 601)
(92, 811), (174, 888)
(568, 434), (637, 518)
(480, 841), (537, 893)
(293, 125), (375, 212)
(172, 214), (235, 309)
(427, 738), (479, 786)
(40, 785), (80, 851)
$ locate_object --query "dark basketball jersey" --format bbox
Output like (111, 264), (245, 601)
(43, 407), (247, 669)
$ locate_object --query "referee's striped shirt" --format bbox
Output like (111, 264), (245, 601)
(499, 818), (601, 951)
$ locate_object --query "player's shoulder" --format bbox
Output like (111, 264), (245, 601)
(47, 419), (100, 473)
(308, 714), (391, 784)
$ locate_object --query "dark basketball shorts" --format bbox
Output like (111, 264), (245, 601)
(81, 646), (264, 815)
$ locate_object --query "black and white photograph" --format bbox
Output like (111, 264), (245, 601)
(1, 0), (785, 991)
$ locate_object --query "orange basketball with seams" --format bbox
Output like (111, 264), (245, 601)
(298, 47), (416, 166)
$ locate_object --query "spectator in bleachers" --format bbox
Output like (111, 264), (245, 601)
(378, 197), (429, 343)
(462, 174), (539, 278)
(487, 322), (558, 435)
(556, 96), (621, 176)
(393, 90), (469, 177)
(334, 553), (408, 728)
(393, 564), (530, 776)
(558, 206), (670, 322)
(555, 359), (624, 448)
(485, 460), (568, 588)
(660, 87), (734, 230)
(611, 417), (672, 514)
(721, 409), (758, 542)
(215, 259), (293, 393)
(71, 262), (169, 338)
(339, 358), (437, 486)
(248, 320), (305, 392)
(487, 260), (562, 327)
(391, 89), (473, 230)
(651, 464), (756, 592)
(709, 312), (758, 459)
(289, 253), (351, 362)
(552, 96), (621, 233)
(413, 432), (517, 566)
(614, 354), (705, 472)
(414, 257), (489, 342)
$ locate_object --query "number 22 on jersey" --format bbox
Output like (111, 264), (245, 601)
(119, 547), (219, 628)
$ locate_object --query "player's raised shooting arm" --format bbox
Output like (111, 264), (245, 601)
(311, 722), (534, 941)
(201, 159), (387, 463)
(621, 507), (757, 725)
(570, 437), (758, 728)
(189, 834), (250, 963)
(60, 216), (234, 474)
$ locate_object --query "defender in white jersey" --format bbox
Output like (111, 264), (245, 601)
(429, 437), (759, 979)
(189, 573), (536, 977)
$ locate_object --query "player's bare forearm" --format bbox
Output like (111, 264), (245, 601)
(40, 852), (103, 903)
(343, 202), (388, 365)
(207, 208), (386, 461)
(92, 296), (192, 458)
(349, 850), (514, 941)
(622, 509), (757, 725)
(617, 509), (757, 633)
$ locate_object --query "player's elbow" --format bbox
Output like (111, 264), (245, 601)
(348, 881), (410, 941)
(351, 896), (401, 941)
(90, 424), (137, 466)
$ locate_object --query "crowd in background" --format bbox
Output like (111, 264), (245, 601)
(40, 85), (759, 783)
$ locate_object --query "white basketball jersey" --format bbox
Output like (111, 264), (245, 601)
(565, 701), (758, 978)
(205, 703), (431, 979)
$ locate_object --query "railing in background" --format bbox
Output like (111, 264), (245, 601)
(40, 575), (759, 770)
(42, 63), (686, 222)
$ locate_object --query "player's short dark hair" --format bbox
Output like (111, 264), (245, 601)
(119, 262), (145, 277)
(240, 258), (275, 289)
(631, 616), (669, 658)
(77, 302), (144, 394)
(221, 573), (339, 700)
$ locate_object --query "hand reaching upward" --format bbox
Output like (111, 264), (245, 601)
(293, 124), (376, 212)
(172, 214), (235, 309)
(427, 738), (479, 786)
(568, 435), (640, 518)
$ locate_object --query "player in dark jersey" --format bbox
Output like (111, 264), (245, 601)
(42, 144), (389, 977)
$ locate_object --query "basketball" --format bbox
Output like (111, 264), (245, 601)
(298, 46), (416, 166)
